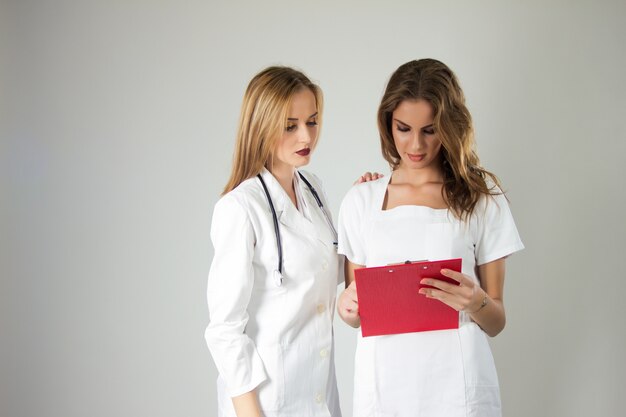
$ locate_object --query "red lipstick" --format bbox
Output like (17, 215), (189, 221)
(296, 148), (310, 156)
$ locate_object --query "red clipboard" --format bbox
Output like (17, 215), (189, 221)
(354, 258), (462, 337)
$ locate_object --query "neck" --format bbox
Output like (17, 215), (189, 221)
(394, 163), (443, 186)
(269, 162), (296, 194)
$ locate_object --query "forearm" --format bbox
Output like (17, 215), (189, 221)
(232, 390), (262, 417)
(468, 293), (506, 337)
(468, 259), (507, 337)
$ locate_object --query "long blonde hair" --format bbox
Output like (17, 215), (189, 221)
(223, 66), (323, 195)
(377, 58), (502, 221)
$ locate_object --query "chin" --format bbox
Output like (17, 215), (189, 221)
(403, 160), (425, 169)
(294, 158), (311, 168)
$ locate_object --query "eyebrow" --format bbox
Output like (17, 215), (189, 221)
(287, 112), (318, 121)
(393, 118), (434, 130)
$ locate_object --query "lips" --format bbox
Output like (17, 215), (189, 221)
(408, 153), (425, 162)
(296, 148), (311, 156)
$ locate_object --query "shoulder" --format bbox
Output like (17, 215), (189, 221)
(477, 182), (506, 207)
(472, 183), (512, 224)
(214, 176), (265, 217)
(339, 177), (389, 219)
(343, 176), (386, 204)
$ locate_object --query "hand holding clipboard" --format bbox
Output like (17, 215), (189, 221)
(354, 258), (463, 337)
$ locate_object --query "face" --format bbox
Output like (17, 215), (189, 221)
(273, 88), (319, 171)
(391, 99), (442, 170)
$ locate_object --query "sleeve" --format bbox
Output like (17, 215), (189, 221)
(474, 191), (525, 266)
(337, 186), (367, 266)
(204, 194), (267, 397)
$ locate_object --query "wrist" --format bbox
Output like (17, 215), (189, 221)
(467, 291), (488, 314)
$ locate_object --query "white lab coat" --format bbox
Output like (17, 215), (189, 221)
(205, 168), (343, 417)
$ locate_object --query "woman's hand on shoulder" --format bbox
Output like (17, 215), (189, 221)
(338, 280), (361, 328)
(354, 171), (384, 185)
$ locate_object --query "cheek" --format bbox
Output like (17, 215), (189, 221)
(309, 127), (320, 147)
(392, 131), (408, 150)
(277, 134), (293, 153)
(429, 137), (442, 153)
(273, 137), (290, 162)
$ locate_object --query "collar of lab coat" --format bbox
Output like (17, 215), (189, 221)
(258, 167), (331, 247)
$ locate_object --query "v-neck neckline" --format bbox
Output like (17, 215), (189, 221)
(260, 168), (313, 224)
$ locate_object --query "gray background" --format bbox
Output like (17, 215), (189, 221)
(2, 1), (625, 416)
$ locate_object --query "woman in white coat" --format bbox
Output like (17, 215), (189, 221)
(205, 67), (377, 417)
(337, 59), (524, 417)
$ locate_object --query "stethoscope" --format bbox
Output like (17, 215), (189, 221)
(257, 171), (338, 287)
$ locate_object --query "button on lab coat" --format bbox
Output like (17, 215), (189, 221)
(205, 168), (343, 417)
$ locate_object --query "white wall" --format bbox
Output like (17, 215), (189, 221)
(2, 1), (625, 416)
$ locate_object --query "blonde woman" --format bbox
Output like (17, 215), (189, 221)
(205, 67), (379, 417)
(337, 59), (524, 417)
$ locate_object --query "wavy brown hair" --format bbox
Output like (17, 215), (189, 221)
(223, 66), (323, 195)
(378, 58), (502, 221)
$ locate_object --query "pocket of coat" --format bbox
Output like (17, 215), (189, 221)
(256, 345), (285, 411)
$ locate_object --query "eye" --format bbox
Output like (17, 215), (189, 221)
(285, 124), (296, 132)
(423, 127), (435, 135)
(396, 124), (410, 133)
(306, 119), (318, 127)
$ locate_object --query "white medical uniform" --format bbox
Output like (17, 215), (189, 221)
(206, 168), (343, 417)
(337, 176), (524, 417)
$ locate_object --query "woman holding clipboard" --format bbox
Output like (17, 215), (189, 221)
(337, 59), (524, 417)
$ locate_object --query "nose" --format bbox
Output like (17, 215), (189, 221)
(409, 131), (425, 151)
(297, 124), (313, 143)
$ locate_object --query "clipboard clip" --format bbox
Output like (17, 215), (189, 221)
(386, 259), (428, 272)
(386, 259), (428, 266)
